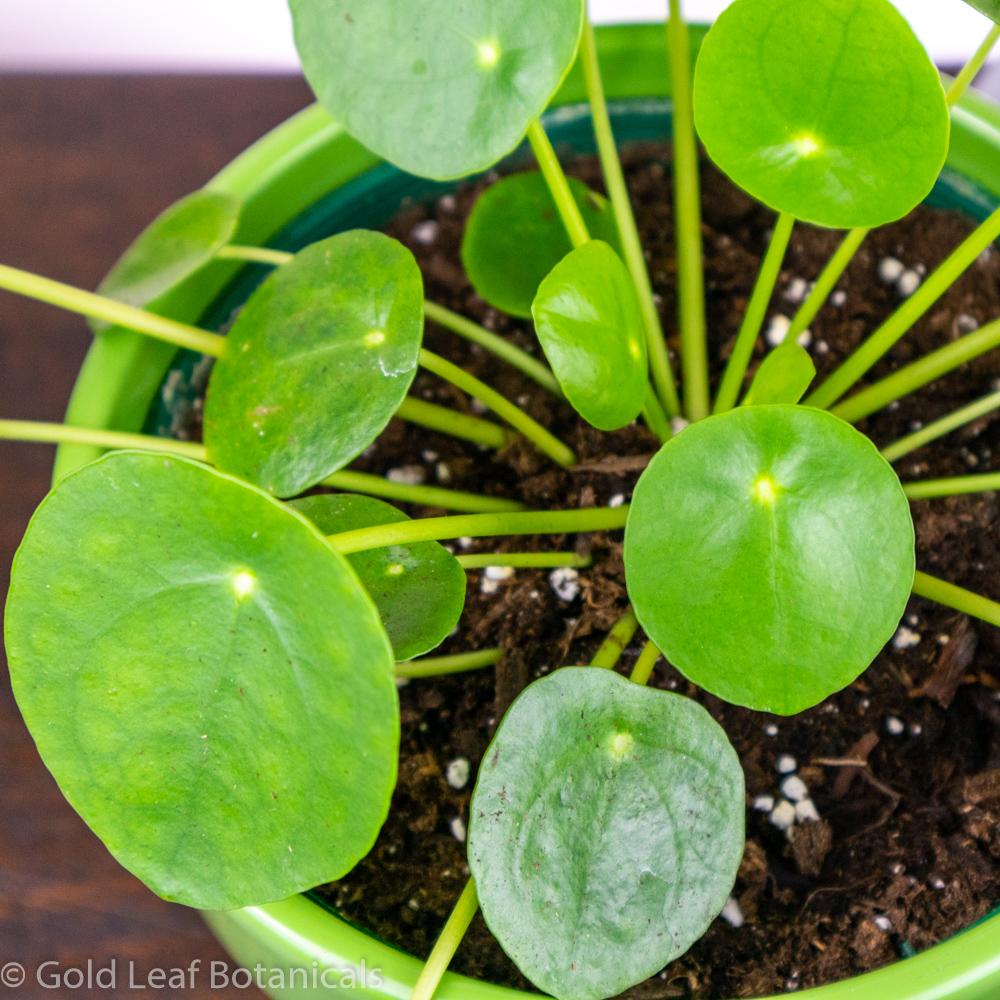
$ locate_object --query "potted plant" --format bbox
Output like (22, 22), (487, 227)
(3, 2), (1000, 998)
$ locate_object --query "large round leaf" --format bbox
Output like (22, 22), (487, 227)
(287, 0), (585, 180)
(469, 668), (744, 1000)
(692, 0), (949, 228)
(93, 189), (241, 332)
(532, 240), (647, 430)
(624, 406), (915, 715)
(461, 171), (619, 318)
(204, 231), (423, 498)
(290, 494), (466, 661)
(5, 451), (398, 910)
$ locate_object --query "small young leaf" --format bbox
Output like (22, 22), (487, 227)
(743, 342), (816, 406)
(469, 668), (745, 1000)
(290, 494), (466, 661)
(93, 189), (242, 332)
(5, 451), (398, 910)
(287, 0), (584, 180)
(693, 0), (949, 228)
(962, 0), (1000, 24)
(624, 406), (915, 715)
(461, 172), (618, 318)
(532, 240), (647, 431)
(204, 231), (424, 498)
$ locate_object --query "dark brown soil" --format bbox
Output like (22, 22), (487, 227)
(299, 149), (1000, 997)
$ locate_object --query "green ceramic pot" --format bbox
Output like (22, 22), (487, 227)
(54, 23), (1000, 1000)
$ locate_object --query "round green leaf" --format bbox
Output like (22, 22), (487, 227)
(287, 0), (585, 180)
(461, 171), (619, 318)
(93, 189), (241, 333)
(743, 342), (816, 406)
(204, 231), (424, 498)
(5, 451), (398, 910)
(531, 240), (647, 431)
(624, 406), (915, 715)
(692, 0), (950, 228)
(290, 494), (466, 661)
(469, 668), (745, 1000)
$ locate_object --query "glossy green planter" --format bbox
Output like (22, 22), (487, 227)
(54, 23), (1000, 1000)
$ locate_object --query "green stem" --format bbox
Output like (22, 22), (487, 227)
(946, 23), (1000, 107)
(0, 418), (521, 514)
(642, 387), (673, 443)
(423, 300), (561, 397)
(903, 473), (1000, 500)
(912, 570), (1000, 627)
(327, 505), (629, 555)
(580, 17), (681, 420)
(217, 244), (293, 267)
(456, 551), (591, 570)
(807, 206), (1000, 410)
(409, 878), (480, 1000)
(832, 317), (1000, 424)
(787, 226), (869, 343)
(590, 606), (640, 669)
(526, 119), (591, 249)
(418, 348), (576, 468)
(629, 640), (661, 686)
(396, 397), (510, 450)
(0, 263), (226, 357)
(714, 212), (796, 413)
(0, 419), (207, 459)
(396, 648), (501, 679)
(881, 390), (1000, 463)
(318, 469), (525, 514)
(667, 0), (710, 420)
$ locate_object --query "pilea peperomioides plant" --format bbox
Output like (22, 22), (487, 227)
(3, 1), (1000, 999)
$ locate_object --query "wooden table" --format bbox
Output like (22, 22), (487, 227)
(0, 75), (314, 1000)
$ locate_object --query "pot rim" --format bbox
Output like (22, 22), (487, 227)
(55, 22), (1000, 1000)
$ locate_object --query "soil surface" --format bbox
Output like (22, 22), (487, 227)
(223, 148), (1000, 997)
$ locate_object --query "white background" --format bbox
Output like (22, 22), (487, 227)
(0, 0), (996, 72)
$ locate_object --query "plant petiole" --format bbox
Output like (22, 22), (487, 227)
(409, 877), (480, 1000)
(714, 212), (796, 413)
(590, 606), (640, 669)
(945, 22), (1000, 107)
(0, 263), (226, 357)
(580, 16), (681, 420)
(881, 389), (1000, 463)
(903, 473), (1000, 500)
(327, 505), (629, 555)
(456, 551), (591, 570)
(396, 397), (511, 450)
(912, 570), (1000, 627)
(216, 244), (294, 267)
(418, 348), (576, 467)
(396, 648), (501, 680)
(525, 119), (591, 250)
(667, 0), (710, 420)
(629, 639), (662, 686)
(807, 205), (1000, 410)
(832, 316), (1000, 424)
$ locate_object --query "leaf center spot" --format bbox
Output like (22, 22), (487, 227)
(628, 338), (642, 361)
(231, 570), (257, 600)
(609, 731), (634, 760)
(476, 40), (501, 70)
(792, 132), (822, 158)
(386, 563), (406, 577)
(752, 474), (779, 505)
(363, 330), (386, 348)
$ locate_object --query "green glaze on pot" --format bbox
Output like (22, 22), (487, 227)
(58, 23), (1000, 1000)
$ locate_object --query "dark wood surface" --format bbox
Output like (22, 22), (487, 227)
(0, 75), (313, 1000)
